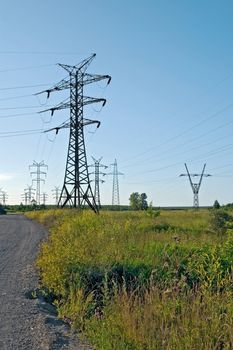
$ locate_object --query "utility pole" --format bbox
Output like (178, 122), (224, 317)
(89, 157), (107, 209)
(52, 186), (61, 205)
(37, 54), (111, 213)
(179, 163), (211, 208)
(109, 159), (124, 206)
(29, 161), (48, 205)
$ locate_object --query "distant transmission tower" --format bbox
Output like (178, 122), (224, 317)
(0, 191), (7, 206)
(24, 185), (35, 205)
(52, 186), (61, 205)
(179, 163), (211, 208)
(29, 161), (48, 205)
(89, 157), (107, 209)
(37, 54), (111, 213)
(21, 192), (28, 206)
(41, 192), (48, 206)
(109, 159), (123, 206)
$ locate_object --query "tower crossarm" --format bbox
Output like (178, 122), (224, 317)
(39, 97), (106, 116)
(82, 118), (101, 128)
(82, 96), (106, 107)
(35, 78), (70, 98)
(58, 53), (97, 74)
(38, 101), (70, 115)
(35, 54), (108, 99)
(83, 74), (111, 86)
(44, 118), (100, 135)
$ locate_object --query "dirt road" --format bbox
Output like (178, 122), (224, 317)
(0, 215), (89, 350)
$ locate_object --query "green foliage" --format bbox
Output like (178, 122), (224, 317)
(85, 289), (233, 350)
(129, 192), (141, 210)
(140, 192), (148, 210)
(0, 204), (6, 215)
(27, 209), (233, 349)
(129, 192), (148, 210)
(209, 209), (233, 236)
(213, 200), (220, 209)
(146, 201), (160, 219)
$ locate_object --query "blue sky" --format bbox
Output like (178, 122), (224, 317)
(0, 0), (233, 206)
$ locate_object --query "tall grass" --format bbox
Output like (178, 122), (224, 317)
(27, 209), (233, 349)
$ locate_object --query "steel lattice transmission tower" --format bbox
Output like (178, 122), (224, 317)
(89, 157), (107, 209)
(0, 190), (7, 206)
(109, 159), (123, 206)
(24, 185), (35, 205)
(52, 186), (61, 205)
(37, 54), (111, 213)
(41, 192), (48, 206)
(179, 163), (211, 208)
(29, 161), (48, 205)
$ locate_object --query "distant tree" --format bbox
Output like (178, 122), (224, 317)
(213, 200), (220, 209)
(129, 192), (141, 210)
(140, 193), (148, 210)
(129, 192), (148, 210)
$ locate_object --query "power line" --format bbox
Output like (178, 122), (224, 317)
(0, 105), (53, 110)
(0, 51), (92, 55)
(121, 102), (233, 166)
(0, 131), (43, 138)
(0, 94), (36, 101)
(0, 63), (54, 73)
(123, 124), (233, 172)
(0, 83), (51, 91)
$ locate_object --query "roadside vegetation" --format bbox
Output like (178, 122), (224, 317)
(27, 208), (233, 349)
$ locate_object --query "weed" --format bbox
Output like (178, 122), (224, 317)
(27, 209), (233, 349)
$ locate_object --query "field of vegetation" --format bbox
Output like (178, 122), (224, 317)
(27, 208), (233, 349)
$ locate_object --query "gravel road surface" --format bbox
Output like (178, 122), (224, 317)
(0, 215), (90, 350)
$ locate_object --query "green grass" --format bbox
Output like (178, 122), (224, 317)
(26, 208), (233, 349)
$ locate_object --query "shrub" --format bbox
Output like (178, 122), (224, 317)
(209, 210), (232, 236)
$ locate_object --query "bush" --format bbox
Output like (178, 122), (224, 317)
(213, 200), (220, 209)
(209, 210), (232, 236)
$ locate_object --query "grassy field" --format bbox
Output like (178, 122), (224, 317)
(27, 208), (233, 349)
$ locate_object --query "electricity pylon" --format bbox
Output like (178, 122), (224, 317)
(21, 192), (28, 205)
(24, 185), (35, 205)
(37, 54), (111, 213)
(52, 186), (61, 205)
(0, 191), (7, 206)
(109, 159), (123, 206)
(29, 161), (48, 205)
(179, 163), (211, 208)
(41, 192), (48, 206)
(89, 157), (107, 209)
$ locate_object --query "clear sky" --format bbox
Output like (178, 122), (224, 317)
(0, 0), (233, 206)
